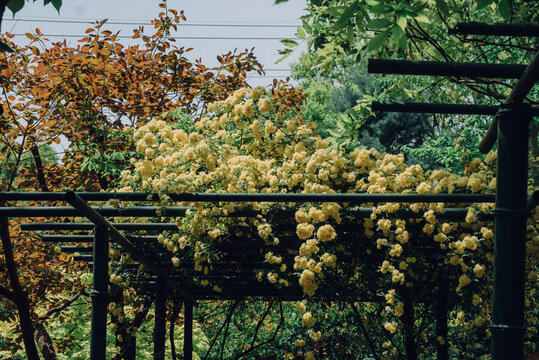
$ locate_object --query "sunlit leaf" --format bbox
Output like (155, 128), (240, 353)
(391, 25), (407, 50)
(366, 30), (389, 52)
(297, 26), (306, 40)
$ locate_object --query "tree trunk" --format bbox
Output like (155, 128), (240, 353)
(0, 218), (41, 360)
(34, 321), (57, 360)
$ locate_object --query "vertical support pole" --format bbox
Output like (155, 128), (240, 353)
(184, 299), (194, 360)
(491, 103), (530, 360)
(154, 276), (167, 360)
(403, 299), (417, 360)
(436, 283), (448, 360)
(90, 226), (109, 360)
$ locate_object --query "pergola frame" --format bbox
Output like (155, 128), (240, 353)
(0, 21), (537, 360)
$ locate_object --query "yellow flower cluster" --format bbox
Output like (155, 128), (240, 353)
(119, 86), (538, 351)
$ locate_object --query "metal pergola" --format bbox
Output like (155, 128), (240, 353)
(0, 21), (537, 360)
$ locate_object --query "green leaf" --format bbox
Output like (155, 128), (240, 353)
(334, 1), (360, 31)
(366, 18), (392, 30)
(366, 30), (389, 52)
(51, 0), (62, 12)
(349, 108), (360, 121)
(346, 26), (355, 44)
(327, 129), (341, 137)
(414, 14), (431, 23)
(7, 0), (25, 14)
(435, 0), (450, 16)
(366, 0), (381, 6)
(297, 26), (306, 40)
(302, 19), (313, 35)
(497, 0), (510, 20)
(370, 4), (391, 15)
(396, 17), (407, 31)
(391, 25), (407, 50)
(0, 41), (14, 53)
(280, 39), (299, 48)
(476, 0), (495, 9)
(276, 49), (293, 64)
(44, 0), (51, 5)
(274, 0), (289, 4)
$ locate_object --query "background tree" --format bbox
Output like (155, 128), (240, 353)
(291, 53), (434, 166)
(279, 0), (538, 173)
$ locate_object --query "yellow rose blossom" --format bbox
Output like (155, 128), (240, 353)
(394, 302), (404, 317)
(384, 322), (398, 333)
(473, 264), (485, 278)
(317, 224), (337, 242)
(302, 312), (316, 327)
(389, 244), (403, 257)
(296, 223), (315, 240)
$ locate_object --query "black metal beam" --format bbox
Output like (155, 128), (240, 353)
(0, 191), (496, 204)
(60, 245), (93, 253)
(367, 59), (526, 79)
(22, 223), (178, 231)
(449, 22), (539, 37)
(73, 254), (93, 261)
(184, 300), (193, 360)
(0, 192), (160, 202)
(64, 191), (195, 303)
(372, 102), (539, 116)
(479, 51), (539, 154)
(0, 206), (189, 218)
(42, 235), (93, 242)
(153, 276), (167, 360)
(90, 226), (108, 360)
(491, 104), (530, 359)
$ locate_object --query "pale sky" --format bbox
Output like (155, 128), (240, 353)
(2, 0), (308, 87)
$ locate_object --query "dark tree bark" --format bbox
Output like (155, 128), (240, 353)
(34, 321), (57, 360)
(0, 217), (41, 360)
(31, 145), (50, 192)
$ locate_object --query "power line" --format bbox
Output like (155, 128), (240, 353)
(3, 18), (299, 28)
(9, 33), (301, 41)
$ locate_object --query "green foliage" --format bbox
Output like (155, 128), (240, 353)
(6, 0), (62, 15)
(278, 0), (538, 62)
(291, 53), (434, 163)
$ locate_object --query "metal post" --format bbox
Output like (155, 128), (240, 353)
(436, 283), (448, 360)
(184, 299), (194, 360)
(90, 226), (109, 360)
(491, 103), (530, 360)
(153, 276), (167, 360)
(403, 299), (417, 360)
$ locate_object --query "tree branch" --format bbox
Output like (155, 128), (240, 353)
(40, 290), (87, 319)
(31, 144), (50, 192)
(350, 302), (380, 360)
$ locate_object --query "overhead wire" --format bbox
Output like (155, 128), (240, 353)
(3, 18), (299, 28)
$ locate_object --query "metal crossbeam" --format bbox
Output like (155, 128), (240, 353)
(367, 59), (526, 78)
(64, 191), (195, 303)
